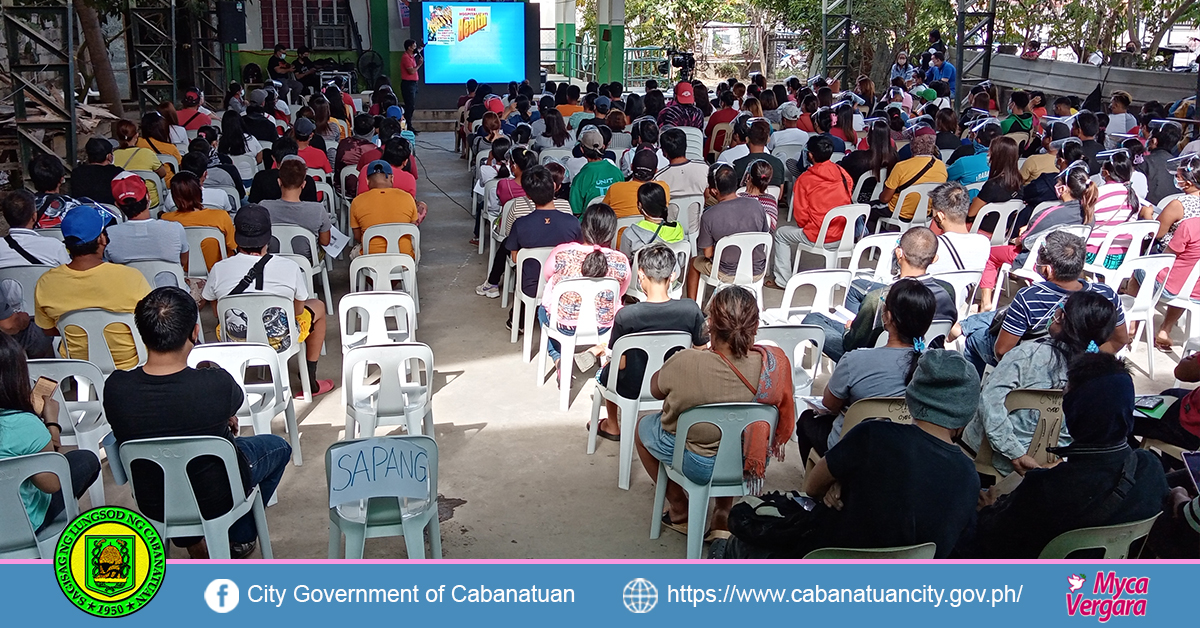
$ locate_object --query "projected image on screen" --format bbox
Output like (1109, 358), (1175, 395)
(423, 2), (525, 84)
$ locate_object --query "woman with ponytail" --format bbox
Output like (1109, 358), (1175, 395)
(737, 159), (780, 229)
(964, 291), (1118, 476)
(536, 203), (632, 373)
(978, 162), (1093, 309)
(1087, 151), (1152, 270)
(796, 278), (936, 461)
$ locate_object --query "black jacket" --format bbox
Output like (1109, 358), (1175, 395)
(1144, 148), (1179, 205)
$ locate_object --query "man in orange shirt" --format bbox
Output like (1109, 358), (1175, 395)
(557, 84), (584, 118)
(350, 160), (423, 256)
(767, 135), (853, 287)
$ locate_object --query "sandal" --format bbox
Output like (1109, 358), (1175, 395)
(587, 420), (619, 442)
(1154, 338), (1174, 353)
(704, 529), (732, 543)
(296, 379), (336, 399)
(661, 511), (688, 536)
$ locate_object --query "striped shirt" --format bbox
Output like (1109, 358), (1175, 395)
(1087, 182), (1140, 255)
(1001, 280), (1124, 339)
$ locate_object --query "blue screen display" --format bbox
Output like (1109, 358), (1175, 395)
(421, 2), (525, 84)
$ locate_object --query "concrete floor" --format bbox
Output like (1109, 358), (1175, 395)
(94, 131), (1186, 559)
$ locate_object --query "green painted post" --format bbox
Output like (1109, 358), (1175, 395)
(369, 0), (394, 80)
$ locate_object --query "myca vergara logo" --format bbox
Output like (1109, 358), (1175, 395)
(54, 507), (166, 617)
(1066, 571), (1149, 622)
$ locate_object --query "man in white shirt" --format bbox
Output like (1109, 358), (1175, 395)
(926, 182), (990, 275)
(0, 189), (71, 267)
(655, 127), (709, 200)
(716, 116), (751, 164)
(200, 204), (334, 397)
(161, 151), (235, 212)
(767, 102), (810, 151)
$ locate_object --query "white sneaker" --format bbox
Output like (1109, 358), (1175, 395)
(476, 282), (500, 298)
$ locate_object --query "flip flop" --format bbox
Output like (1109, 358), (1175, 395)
(704, 529), (732, 543)
(296, 379), (336, 399)
(661, 511), (688, 536)
(1154, 339), (1174, 353)
(587, 420), (619, 442)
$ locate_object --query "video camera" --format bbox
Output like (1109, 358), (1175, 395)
(660, 49), (696, 82)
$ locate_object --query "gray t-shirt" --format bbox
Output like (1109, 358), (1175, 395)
(104, 218), (188, 266)
(261, 199), (332, 260)
(697, 196), (771, 275)
(826, 346), (914, 449)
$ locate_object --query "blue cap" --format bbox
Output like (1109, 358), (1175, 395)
(386, 105), (404, 120)
(366, 160), (392, 176)
(60, 205), (115, 243)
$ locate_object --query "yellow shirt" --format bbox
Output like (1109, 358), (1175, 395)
(34, 263), (151, 370)
(350, 188), (419, 256)
(136, 138), (181, 182)
(160, 209), (236, 270)
(112, 147), (165, 206)
(603, 180), (670, 219)
(884, 156), (948, 220)
(1019, 152), (1058, 184)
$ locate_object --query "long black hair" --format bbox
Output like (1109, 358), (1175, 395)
(1048, 290), (1117, 373)
(217, 113), (249, 156)
(579, 203), (617, 277)
(1100, 151), (1141, 219)
(0, 332), (35, 415)
(883, 278), (936, 384)
(489, 137), (513, 179)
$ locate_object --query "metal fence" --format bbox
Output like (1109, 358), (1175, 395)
(538, 31), (668, 86)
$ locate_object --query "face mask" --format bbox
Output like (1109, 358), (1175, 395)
(1176, 178), (1188, 190)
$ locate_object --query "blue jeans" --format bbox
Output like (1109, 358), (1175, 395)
(846, 279), (886, 315)
(638, 412), (715, 484)
(536, 305), (610, 362)
(961, 310), (999, 378)
(802, 312), (848, 362)
(230, 434), (291, 544)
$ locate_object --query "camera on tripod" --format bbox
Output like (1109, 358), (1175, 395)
(658, 49), (696, 82)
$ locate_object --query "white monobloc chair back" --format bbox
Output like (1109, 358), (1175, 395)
(877, 182), (940, 232)
(183, 226), (228, 278)
(215, 292), (313, 401)
(339, 291), (417, 351)
(349, 253), (419, 311)
(537, 277), (621, 411)
(969, 200), (1025, 245)
(625, 239), (691, 302)
(755, 324), (825, 396)
(794, 203), (871, 272)
(539, 149), (572, 166)
(118, 436), (273, 559)
(649, 402), (779, 559)
(762, 268), (852, 325)
(848, 233), (901, 284)
(0, 452), (77, 558)
(509, 246), (556, 361)
(342, 342), (435, 439)
(126, 260), (186, 289)
(850, 168), (888, 203)
(325, 435), (441, 559)
(56, 309), (148, 375)
(272, 224), (334, 313)
(681, 126), (706, 162)
(697, 232), (774, 308)
(931, 269), (984, 320)
(187, 342), (302, 465)
(27, 358), (109, 506)
(1085, 220), (1160, 288)
(229, 155), (257, 183)
(587, 331), (692, 490)
(363, 223), (422, 263)
(1119, 255), (1176, 379)
(0, 264), (52, 315)
(668, 193), (705, 236)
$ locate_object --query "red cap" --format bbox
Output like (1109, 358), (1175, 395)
(674, 81), (695, 105)
(111, 171), (148, 203)
(485, 95), (504, 114)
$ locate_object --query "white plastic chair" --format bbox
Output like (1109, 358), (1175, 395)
(26, 359), (110, 506)
(1118, 255), (1175, 379)
(539, 148), (573, 166)
(680, 126), (706, 162)
(708, 122), (734, 156)
(761, 269), (852, 325)
(0, 452), (78, 558)
(755, 324), (825, 396)
(829, 152), (845, 164)
(215, 292), (313, 402)
(230, 154), (258, 183)
(875, 182), (940, 233)
(846, 232), (901, 285)
(586, 331), (692, 490)
(667, 193), (705, 237)
(338, 165), (359, 201)
(55, 309), (148, 376)
(338, 291), (417, 352)
(1157, 193), (1185, 214)
(875, 319), (955, 347)
(695, 232), (774, 309)
(326, 435), (441, 559)
(969, 200), (1025, 245)
(849, 169), (888, 203)
(342, 342), (435, 438)
(362, 223), (421, 263)
(187, 342), (303, 465)
(272, 224), (334, 315)
(991, 224), (1094, 309)
(184, 226), (229, 278)
(507, 247), (555, 362)
(34, 227), (64, 241)
(790, 203), (870, 272)
(649, 402), (779, 559)
(931, 269), (983, 320)
(940, 148), (956, 162)
(625, 239), (691, 302)
(0, 264), (52, 314)
(537, 277), (620, 411)
(349, 253), (419, 311)
(125, 260), (186, 289)
(118, 436), (273, 559)
(128, 170), (166, 211)
(1084, 220), (1160, 288)
(613, 215), (642, 248)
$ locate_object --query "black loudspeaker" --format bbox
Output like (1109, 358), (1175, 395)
(217, 1), (247, 44)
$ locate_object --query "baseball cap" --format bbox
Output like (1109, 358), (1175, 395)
(780, 102), (801, 120)
(293, 117), (316, 137)
(594, 96), (612, 113)
(366, 160), (393, 176)
(0, 280), (17, 321)
(485, 95), (504, 114)
(182, 88), (202, 106)
(674, 81), (695, 104)
(248, 89), (268, 106)
(915, 87), (937, 102)
(234, 204), (273, 249)
(61, 204), (116, 243)
(111, 171), (148, 204)
(386, 105), (404, 120)
(579, 126), (605, 152)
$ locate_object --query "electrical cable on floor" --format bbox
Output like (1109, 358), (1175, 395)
(412, 151), (473, 216)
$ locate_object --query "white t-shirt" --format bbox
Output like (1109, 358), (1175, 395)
(1105, 112), (1138, 149)
(169, 125), (188, 146)
(656, 160), (709, 198)
(620, 148), (668, 177)
(927, 231), (991, 274)
(201, 253), (310, 302)
(162, 187), (233, 213)
(717, 144), (750, 164)
(0, 228), (71, 267)
(767, 128), (810, 151)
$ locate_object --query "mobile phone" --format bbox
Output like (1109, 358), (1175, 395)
(1134, 396), (1164, 411)
(30, 376), (58, 415)
(1183, 451), (1200, 494)
(791, 494), (817, 511)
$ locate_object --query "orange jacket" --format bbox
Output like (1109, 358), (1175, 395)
(793, 160), (853, 243)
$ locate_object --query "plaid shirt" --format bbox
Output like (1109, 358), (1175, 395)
(656, 103), (704, 130)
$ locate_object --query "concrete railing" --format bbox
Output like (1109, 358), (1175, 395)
(967, 52), (1196, 104)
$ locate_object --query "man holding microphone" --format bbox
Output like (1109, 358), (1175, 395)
(401, 39), (423, 133)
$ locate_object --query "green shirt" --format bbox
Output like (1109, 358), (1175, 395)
(1000, 113), (1033, 135)
(570, 160), (624, 215)
(0, 410), (53, 528)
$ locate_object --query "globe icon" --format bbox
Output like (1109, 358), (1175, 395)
(623, 578), (658, 613)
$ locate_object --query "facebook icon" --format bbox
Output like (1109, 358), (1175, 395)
(204, 579), (240, 613)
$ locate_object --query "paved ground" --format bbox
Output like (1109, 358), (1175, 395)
(94, 131), (1184, 559)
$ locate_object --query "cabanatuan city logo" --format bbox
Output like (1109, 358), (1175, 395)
(1066, 572), (1148, 622)
(54, 507), (166, 617)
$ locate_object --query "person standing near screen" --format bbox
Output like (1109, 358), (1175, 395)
(401, 39), (423, 133)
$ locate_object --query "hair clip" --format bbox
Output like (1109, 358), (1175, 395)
(913, 337), (927, 353)
(1086, 340), (1100, 353)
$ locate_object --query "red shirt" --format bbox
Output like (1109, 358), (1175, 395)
(298, 145), (331, 173)
(342, 93), (356, 113)
(357, 164), (417, 197)
(705, 108), (739, 150)
(177, 107), (211, 130)
(359, 147), (418, 180)
(401, 52), (419, 81)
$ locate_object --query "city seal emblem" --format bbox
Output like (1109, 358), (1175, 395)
(54, 507), (165, 617)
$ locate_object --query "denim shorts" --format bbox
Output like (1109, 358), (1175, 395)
(1132, 268), (1197, 304)
(638, 412), (715, 484)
